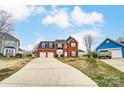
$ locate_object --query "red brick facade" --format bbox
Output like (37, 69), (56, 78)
(64, 38), (78, 57)
(33, 36), (78, 57)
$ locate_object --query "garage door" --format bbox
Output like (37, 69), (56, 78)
(47, 52), (54, 58)
(40, 52), (46, 58)
(110, 48), (122, 58)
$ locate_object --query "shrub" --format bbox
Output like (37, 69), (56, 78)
(91, 52), (97, 58)
(15, 53), (22, 58)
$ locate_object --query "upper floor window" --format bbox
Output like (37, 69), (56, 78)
(42, 43), (45, 48)
(71, 43), (76, 47)
(49, 43), (53, 48)
(57, 43), (62, 48)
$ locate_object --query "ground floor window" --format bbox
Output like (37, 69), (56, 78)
(71, 51), (76, 56)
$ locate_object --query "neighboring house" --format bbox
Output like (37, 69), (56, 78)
(19, 48), (24, 55)
(96, 38), (124, 58)
(0, 33), (20, 57)
(78, 49), (85, 56)
(33, 36), (78, 58)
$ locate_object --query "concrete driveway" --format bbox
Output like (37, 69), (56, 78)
(102, 58), (124, 73)
(0, 58), (97, 87)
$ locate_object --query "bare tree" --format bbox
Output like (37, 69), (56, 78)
(0, 9), (14, 36)
(83, 34), (95, 58)
(117, 36), (124, 44)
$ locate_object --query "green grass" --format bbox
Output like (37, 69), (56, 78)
(0, 57), (32, 81)
(58, 57), (124, 87)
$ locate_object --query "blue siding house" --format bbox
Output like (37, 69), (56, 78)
(96, 38), (124, 58)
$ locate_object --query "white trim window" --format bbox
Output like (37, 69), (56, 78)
(71, 43), (76, 47)
(57, 43), (62, 48)
(42, 43), (45, 48)
(71, 51), (76, 56)
(49, 43), (53, 48)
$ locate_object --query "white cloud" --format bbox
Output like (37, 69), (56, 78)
(24, 33), (44, 51)
(0, 5), (45, 21)
(42, 9), (71, 29)
(41, 6), (104, 29)
(71, 6), (104, 26)
(72, 30), (103, 52)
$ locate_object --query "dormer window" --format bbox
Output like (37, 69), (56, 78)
(49, 43), (53, 48)
(71, 43), (76, 47)
(42, 43), (45, 48)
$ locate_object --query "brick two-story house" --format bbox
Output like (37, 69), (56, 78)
(33, 36), (78, 58)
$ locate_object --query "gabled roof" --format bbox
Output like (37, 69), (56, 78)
(0, 32), (19, 41)
(64, 36), (78, 44)
(38, 41), (55, 49)
(39, 41), (55, 43)
(96, 38), (124, 50)
(0, 32), (20, 46)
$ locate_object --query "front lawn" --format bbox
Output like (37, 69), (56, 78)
(58, 57), (124, 87)
(0, 57), (32, 81)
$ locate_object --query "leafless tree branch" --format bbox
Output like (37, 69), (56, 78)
(0, 9), (14, 36)
(83, 34), (95, 58)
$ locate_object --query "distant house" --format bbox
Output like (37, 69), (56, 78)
(96, 38), (124, 58)
(33, 36), (78, 58)
(0, 33), (20, 57)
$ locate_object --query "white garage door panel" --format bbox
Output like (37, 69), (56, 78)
(47, 52), (54, 58)
(40, 52), (46, 58)
(111, 49), (122, 58)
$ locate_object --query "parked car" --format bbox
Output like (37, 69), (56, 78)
(98, 50), (111, 59)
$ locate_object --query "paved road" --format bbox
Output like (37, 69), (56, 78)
(0, 58), (97, 87)
(102, 58), (124, 73)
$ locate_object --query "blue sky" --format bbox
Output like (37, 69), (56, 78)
(1, 5), (124, 51)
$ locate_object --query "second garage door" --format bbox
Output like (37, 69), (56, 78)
(47, 52), (54, 58)
(110, 48), (122, 58)
(40, 52), (46, 58)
